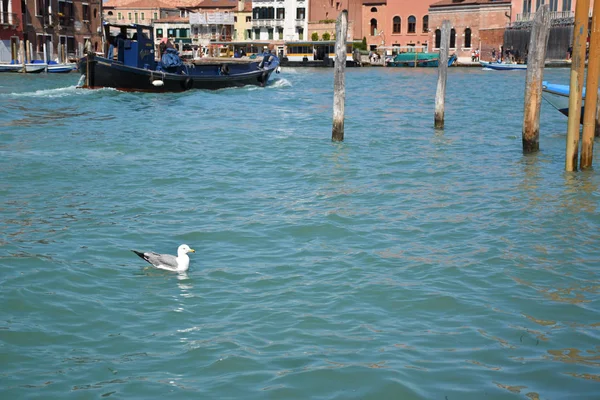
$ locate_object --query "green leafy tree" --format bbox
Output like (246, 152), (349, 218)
(362, 37), (367, 50)
(311, 32), (319, 41)
(322, 32), (331, 41)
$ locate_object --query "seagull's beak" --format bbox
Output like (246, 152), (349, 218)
(189, 248), (196, 253)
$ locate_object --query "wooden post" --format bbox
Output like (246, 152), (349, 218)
(434, 20), (451, 129)
(18, 40), (25, 73)
(522, 5), (551, 153)
(566, 0), (590, 171)
(581, 0), (600, 169)
(414, 50), (418, 68)
(332, 10), (348, 142)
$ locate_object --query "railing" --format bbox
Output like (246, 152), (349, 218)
(516, 10), (575, 22)
(252, 19), (274, 27)
(0, 12), (19, 27)
(295, 18), (305, 26)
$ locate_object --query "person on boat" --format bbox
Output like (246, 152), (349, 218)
(491, 48), (496, 61)
(159, 37), (175, 58)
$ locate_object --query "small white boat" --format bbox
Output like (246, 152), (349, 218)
(47, 61), (77, 73)
(480, 61), (527, 71)
(0, 63), (23, 72)
(24, 63), (47, 73)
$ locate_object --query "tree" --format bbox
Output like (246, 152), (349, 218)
(362, 37), (367, 50)
(322, 32), (331, 41)
(311, 32), (319, 41)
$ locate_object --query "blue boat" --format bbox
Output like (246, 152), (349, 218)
(480, 61), (527, 70)
(78, 23), (279, 92)
(387, 52), (456, 68)
(542, 81), (587, 123)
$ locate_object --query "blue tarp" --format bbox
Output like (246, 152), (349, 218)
(161, 48), (182, 68)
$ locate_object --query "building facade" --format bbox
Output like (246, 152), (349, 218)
(251, 0), (308, 42)
(511, 0), (596, 23)
(428, 0), (511, 62)
(1, 0), (103, 63)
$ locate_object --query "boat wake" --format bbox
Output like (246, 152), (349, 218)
(268, 78), (292, 88)
(6, 86), (116, 98)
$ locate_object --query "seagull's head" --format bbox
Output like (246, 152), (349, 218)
(179, 244), (196, 255)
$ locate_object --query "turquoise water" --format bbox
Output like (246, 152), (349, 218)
(1, 67), (599, 399)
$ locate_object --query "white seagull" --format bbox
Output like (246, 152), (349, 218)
(132, 244), (195, 272)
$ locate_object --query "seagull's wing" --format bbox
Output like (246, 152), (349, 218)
(132, 250), (179, 271)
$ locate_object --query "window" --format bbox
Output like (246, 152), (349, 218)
(154, 12), (158, 20)
(246, 29), (251, 40)
(118, 12), (122, 20)
(562, 0), (571, 11)
(82, 3), (89, 21)
(253, 8), (260, 20)
(370, 18), (377, 36)
(296, 8), (305, 20)
(549, 0), (558, 11)
(523, 0), (532, 13)
(535, 0), (545, 10)
(156, 28), (163, 38)
(36, 34), (51, 52)
(141, 13), (145, 20)
(246, 16), (251, 22)
(371, 7), (377, 12)
(234, 16), (237, 22)
(254, 28), (260, 39)
(393, 16), (400, 34)
(107, 11), (113, 16)
(297, 27), (303, 40)
(278, 27), (283, 40)
(450, 28), (456, 48)
(168, 29), (174, 38)
(36, 0), (43, 16)
(435, 29), (441, 48)
(464, 28), (471, 48)
(134, 13), (138, 23)
(277, 8), (285, 19)
(422, 15), (428, 32)
(408, 16), (416, 33)
(268, 28), (273, 40)
(128, 12), (132, 20)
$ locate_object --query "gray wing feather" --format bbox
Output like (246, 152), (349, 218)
(145, 252), (179, 269)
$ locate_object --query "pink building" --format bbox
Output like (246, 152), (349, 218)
(511, 0), (595, 23)
(309, 0), (439, 51)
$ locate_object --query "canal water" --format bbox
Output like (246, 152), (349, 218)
(1, 67), (599, 399)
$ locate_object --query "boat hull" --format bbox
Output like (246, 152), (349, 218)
(0, 64), (23, 72)
(48, 64), (77, 73)
(542, 82), (585, 123)
(24, 63), (47, 73)
(78, 56), (278, 92)
(387, 53), (456, 68)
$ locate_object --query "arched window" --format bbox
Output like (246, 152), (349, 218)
(107, 11), (113, 16)
(371, 7), (377, 12)
(370, 18), (377, 36)
(435, 29), (441, 48)
(422, 15), (429, 33)
(393, 16), (401, 34)
(464, 28), (472, 48)
(450, 28), (456, 48)
(408, 16), (416, 33)
(253, 7), (260, 20)
(268, 7), (274, 19)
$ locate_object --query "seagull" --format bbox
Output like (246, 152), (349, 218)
(131, 244), (195, 273)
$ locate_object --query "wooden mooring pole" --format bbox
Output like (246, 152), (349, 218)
(566, 0), (590, 171)
(332, 10), (348, 142)
(434, 20), (451, 129)
(522, 5), (551, 153)
(18, 40), (25, 73)
(581, 0), (600, 169)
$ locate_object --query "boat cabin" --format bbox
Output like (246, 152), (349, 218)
(284, 41), (354, 62)
(104, 23), (156, 69)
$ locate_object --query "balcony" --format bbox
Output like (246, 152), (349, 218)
(0, 12), (20, 27)
(295, 18), (305, 26)
(252, 19), (274, 28)
(516, 10), (574, 22)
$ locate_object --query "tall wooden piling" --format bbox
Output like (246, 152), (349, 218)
(18, 40), (25, 73)
(581, 0), (600, 169)
(434, 20), (451, 129)
(522, 5), (551, 153)
(332, 10), (348, 142)
(565, 0), (591, 171)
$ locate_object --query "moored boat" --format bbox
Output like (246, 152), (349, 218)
(387, 52), (457, 68)
(0, 62), (23, 72)
(78, 23), (279, 92)
(542, 81), (586, 123)
(480, 61), (527, 70)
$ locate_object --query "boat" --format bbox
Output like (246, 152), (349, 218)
(386, 52), (457, 67)
(0, 62), (23, 72)
(542, 81), (586, 123)
(29, 59), (76, 73)
(0, 62), (47, 73)
(480, 61), (527, 70)
(78, 23), (280, 92)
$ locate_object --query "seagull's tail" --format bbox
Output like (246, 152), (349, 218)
(131, 250), (147, 262)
